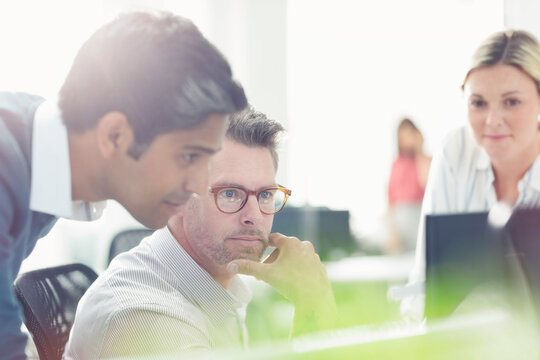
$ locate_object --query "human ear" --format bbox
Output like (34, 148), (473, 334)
(96, 111), (133, 158)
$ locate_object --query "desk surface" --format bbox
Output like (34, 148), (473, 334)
(325, 253), (415, 282)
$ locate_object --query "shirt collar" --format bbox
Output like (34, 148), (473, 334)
(522, 154), (540, 192)
(151, 226), (252, 324)
(29, 99), (105, 220)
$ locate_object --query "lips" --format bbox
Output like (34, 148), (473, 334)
(228, 236), (262, 244)
(230, 236), (260, 241)
(484, 134), (510, 141)
(226, 232), (269, 248)
(227, 237), (264, 248)
(163, 200), (183, 207)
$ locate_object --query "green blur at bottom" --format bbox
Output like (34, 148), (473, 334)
(240, 272), (538, 359)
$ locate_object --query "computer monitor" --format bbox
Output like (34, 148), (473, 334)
(424, 211), (508, 319)
(506, 208), (540, 326)
(272, 206), (355, 261)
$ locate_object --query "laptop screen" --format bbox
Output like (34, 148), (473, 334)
(506, 208), (540, 324)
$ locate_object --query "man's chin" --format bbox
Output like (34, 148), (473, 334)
(232, 251), (265, 263)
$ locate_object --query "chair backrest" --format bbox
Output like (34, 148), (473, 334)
(108, 228), (153, 265)
(14, 263), (98, 360)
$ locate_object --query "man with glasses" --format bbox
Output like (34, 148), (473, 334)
(2, 11), (247, 360)
(64, 107), (337, 359)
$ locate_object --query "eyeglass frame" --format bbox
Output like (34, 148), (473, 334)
(208, 185), (292, 215)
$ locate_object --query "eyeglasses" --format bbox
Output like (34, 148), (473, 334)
(209, 185), (292, 215)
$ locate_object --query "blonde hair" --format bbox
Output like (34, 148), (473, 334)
(462, 30), (540, 93)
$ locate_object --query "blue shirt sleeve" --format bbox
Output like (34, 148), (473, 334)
(0, 118), (30, 360)
(0, 201), (28, 360)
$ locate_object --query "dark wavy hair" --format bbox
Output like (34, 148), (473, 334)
(59, 10), (247, 158)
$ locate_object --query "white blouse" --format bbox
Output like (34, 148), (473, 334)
(404, 125), (540, 320)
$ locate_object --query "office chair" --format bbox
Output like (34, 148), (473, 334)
(108, 228), (153, 265)
(14, 263), (98, 360)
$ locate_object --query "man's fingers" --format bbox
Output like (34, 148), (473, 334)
(262, 247), (280, 264)
(269, 232), (299, 248)
(268, 233), (286, 247)
(227, 259), (268, 279)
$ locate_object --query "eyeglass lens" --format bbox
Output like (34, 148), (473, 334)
(216, 188), (286, 214)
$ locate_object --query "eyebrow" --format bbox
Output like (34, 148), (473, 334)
(501, 90), (520, 97)
(211, 183), (278, 190)
(469, 90), (521, 98)
(182, 145), (221, 155)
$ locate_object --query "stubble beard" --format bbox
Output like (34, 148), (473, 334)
(209, 230), (269, 266)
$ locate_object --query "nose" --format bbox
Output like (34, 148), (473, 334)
(239, 195), (264, 226)
(183, 163), (210, 196)
(486, 106), (503, 126)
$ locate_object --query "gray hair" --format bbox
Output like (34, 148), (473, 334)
(227, 106), (285, 170)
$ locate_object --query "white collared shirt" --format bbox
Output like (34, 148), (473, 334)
(404, 126), (540, 320)
(64, 226), (252, 359)
(29, 100), (105, 220)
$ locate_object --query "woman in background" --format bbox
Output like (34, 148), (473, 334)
(404, 30), (540, 321)
(386, 118), (431, 254)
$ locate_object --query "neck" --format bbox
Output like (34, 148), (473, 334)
(68, 131), (106, 201)
(167, 215), (234, 289)
(491, 135), (540, 204)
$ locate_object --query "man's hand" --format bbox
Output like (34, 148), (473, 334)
(227, 233), (337, 336)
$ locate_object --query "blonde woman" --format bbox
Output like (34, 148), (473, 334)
(405, 30), (540, 321)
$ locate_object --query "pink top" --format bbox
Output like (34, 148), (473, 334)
(388, 155), (425, 205)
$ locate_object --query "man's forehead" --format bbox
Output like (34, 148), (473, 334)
(210, 140), (273, 166)
(209, 141), (276, 186)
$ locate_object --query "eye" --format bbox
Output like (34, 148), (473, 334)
(504, 98), (521, 106)
(469, 98), (486, 108)
(177, 153), (201, 167)
(259, 190), (274, 201)
(218, 188), (243, 202)
(183, 153), (199, 163)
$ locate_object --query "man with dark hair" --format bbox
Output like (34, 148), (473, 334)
(65, 107), (336, 358)
(0, 10), (247, 359)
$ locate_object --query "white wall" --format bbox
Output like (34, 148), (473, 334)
(0, 1), (104, 97)
(285, 0), (504, 241)
(505, 0), (540, 37)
